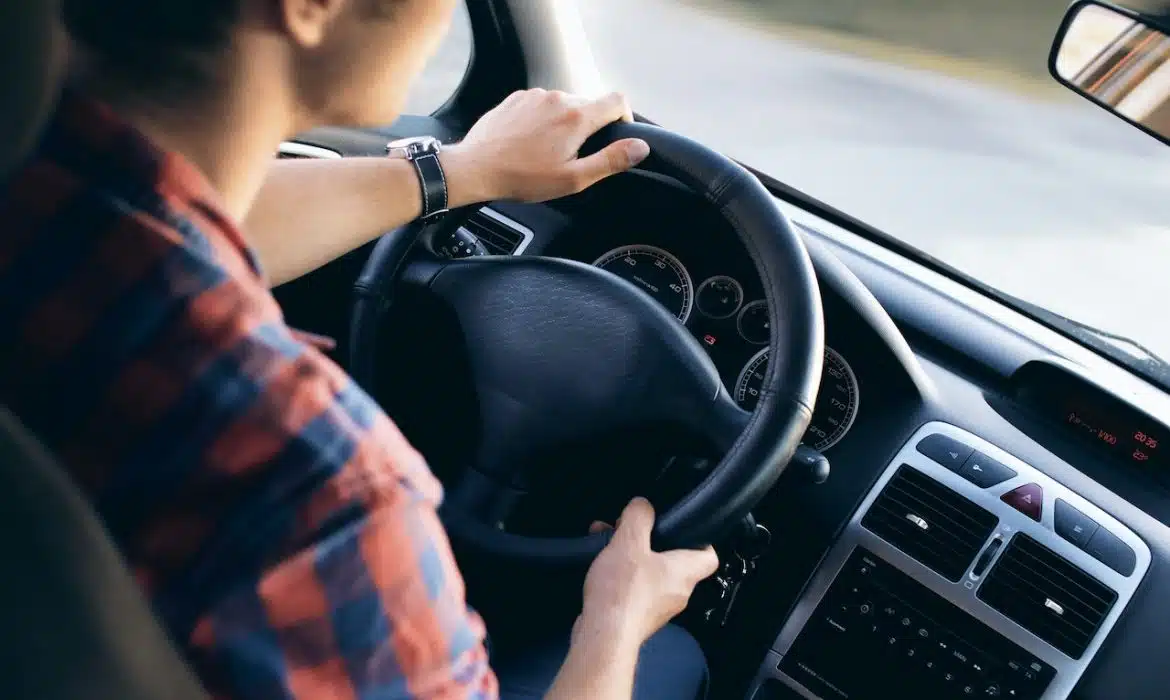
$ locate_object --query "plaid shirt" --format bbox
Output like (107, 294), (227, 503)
(0, 90), (497, 700)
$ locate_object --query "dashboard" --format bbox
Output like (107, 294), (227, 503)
(272, 132), (1170, 700)
(584, 242), (859, 452)
(462, 172), (898, 458)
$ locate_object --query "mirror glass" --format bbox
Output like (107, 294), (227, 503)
(1053, 1), (1170, 143)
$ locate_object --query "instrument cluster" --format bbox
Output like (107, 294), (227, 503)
(593, 243), (860, 452)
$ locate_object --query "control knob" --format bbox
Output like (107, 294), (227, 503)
(435, 227), (489, 259)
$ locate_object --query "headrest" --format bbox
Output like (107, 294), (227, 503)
(0, 5), (208, 698)
(0, 0), (66, 176)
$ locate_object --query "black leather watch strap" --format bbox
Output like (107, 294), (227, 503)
(412, 151), (448, 220)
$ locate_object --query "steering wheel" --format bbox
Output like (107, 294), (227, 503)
(350, 122), (824, 564)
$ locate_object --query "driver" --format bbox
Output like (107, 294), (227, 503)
(0, 0), (719, 699)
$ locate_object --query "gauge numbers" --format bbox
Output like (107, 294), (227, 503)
(593, 245), (694, 322)
(734, 346), (860, 452)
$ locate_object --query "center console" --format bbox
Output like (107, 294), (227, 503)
(749, 422), (1150, 700)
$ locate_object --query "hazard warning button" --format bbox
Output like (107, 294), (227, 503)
(1001, 483), (1044, 522)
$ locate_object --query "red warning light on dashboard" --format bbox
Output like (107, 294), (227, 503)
(703, 334), (717, 346)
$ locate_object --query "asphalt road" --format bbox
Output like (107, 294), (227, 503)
(408, 0), (1170, 361)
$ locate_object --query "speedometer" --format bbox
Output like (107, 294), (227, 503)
(593, 245), (694, 322)
(734, 346), (860, 452)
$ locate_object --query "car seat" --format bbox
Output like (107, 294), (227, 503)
(0, 3), (210, 698)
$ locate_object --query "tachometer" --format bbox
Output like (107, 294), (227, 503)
(593, 245), (694, 322)
(734, 346), (860, 451)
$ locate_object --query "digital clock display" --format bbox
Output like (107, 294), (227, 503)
(1014, 361), (1170, 481)
(1064, 406), (1165, 468)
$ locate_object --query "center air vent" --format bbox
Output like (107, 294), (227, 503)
(978, 534), (1118, 659)
(461, 209), (532, 255)
(862, 465), (999, 581)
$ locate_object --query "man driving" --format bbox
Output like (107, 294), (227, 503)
(0, 0), (718, 698)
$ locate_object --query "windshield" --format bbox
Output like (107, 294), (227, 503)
(580, 0), (1170, 366)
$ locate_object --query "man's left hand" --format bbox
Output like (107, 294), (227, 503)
(442, 89), (651, 205)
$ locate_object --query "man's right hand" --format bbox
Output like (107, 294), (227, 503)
(544, 498), (718, 699)
(579, 497), (720, 649)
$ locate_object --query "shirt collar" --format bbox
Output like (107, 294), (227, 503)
(42, 87), (265, 278)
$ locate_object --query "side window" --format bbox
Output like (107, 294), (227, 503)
(404, 1), (473, 115)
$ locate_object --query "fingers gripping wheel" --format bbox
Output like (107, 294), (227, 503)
(350, 122), (824, 564)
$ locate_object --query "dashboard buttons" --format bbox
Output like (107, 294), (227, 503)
(779, 548), (1056, 700)
(1001, 483), (1044, 522)
(916, 434), (974, 473)
(959, 451), (1018, 489)
(1054, 499), (1099, 548)
(1085, 527), (1137, 577)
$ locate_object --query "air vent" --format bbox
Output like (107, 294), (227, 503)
(978, 534), (1118, 659)
(276, 142), (341, 159)
(461, 208), (533, 256)
(861, 465), (999, 581)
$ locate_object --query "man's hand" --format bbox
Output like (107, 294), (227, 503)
(245, 91), (648, 286)
(443, 89), (651, 205)
(545, 498), (717, 700)
(579, 497), (719, 649)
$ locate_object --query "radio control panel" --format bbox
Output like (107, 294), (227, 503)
(749, 422), (1151, 700)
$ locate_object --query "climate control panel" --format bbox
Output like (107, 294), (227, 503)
(749, 422), (1151, 700)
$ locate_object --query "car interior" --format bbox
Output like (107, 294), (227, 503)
(8, 1), (1170, 699)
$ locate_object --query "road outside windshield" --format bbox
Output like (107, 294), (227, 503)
(412, 0), (1170, 362)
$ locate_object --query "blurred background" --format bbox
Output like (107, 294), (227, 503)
(407, 0), (1170, 363)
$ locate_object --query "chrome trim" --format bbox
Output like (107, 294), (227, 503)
(770, 670), (835, 700)
(735, 300), (769, 345)
(469, 207), (536, 256)
(276, 141), (342, 159)
(695, 275), (744, 320)
(750, 421), (1152, 700)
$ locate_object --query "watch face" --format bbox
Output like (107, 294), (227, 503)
(387, 137), (427, 148)
(386, 136), (440, 158)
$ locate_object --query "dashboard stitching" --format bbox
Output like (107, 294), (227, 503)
(704, 170), (747, 209)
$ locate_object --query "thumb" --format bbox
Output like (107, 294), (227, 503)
(572, 138), (650, 188)
(663, 545), (720, 584)
(614, 497), (656, 547)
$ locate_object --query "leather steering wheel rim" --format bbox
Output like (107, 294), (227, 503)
(351, 122), (824, 564)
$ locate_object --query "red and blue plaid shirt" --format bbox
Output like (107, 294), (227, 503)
(0, 90), (497, 700)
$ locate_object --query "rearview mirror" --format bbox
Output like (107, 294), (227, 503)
(1051, 0), (1170, 146)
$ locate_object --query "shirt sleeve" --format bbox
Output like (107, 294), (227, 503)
(133, 263), (497, 699)
(176, 319), (497, 700)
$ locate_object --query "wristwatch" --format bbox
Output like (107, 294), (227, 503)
(386, 136), (449, 221)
